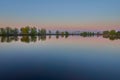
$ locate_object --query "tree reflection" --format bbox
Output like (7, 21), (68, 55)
(40, 35), (46, 41)
(103, 35), (120, 41)
(65, 34), (69, 38)
(21, 36), (30, 43)
(49, 35), (51, 39)
(1, 36), (6, 42)
(38, 35), (47, 41)
(20, 35), (46, 43)
(0, 36), (18, 43)
(0, 35), (120, 43)
(31, 36), (37, 42)
(56, 35), (59, 39)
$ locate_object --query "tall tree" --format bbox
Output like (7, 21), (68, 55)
(31, 27), (37, 36)
(41, 29), (46, 35)
(109, 30), (116, 35)
(21, 26), (30, 35)
(13, 28), (18, 35)
(0, 28), (6, 35)
(103, 31), (109, 35)
(65, 31), (69, 38)
(6, 27), (11, 35)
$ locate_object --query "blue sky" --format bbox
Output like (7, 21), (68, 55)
(0, 0), (120, 30)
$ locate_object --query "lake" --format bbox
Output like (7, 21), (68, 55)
(0, 36), (120, 80)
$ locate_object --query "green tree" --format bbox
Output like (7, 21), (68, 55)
(80, 32), (87, 37)
(109, 30), (116, 35)
(0, 28), (6, 35)
(56, 30), (59, 39)
(40, 29), (46, 35)
(6, 27), (12, 35)
(65, 31), (69, 38)
(21, 26), (30, 35)
(103, 31), (109, 35)
(30, 27), (37, 36)
(25, 26), (30, 34)
(13, 28), (18, 35)
(65, 31), (69, 35)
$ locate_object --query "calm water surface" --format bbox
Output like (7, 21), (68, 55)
(0, 36), (120, 80)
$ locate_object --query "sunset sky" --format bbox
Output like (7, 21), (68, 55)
(0, 0), (120, 31)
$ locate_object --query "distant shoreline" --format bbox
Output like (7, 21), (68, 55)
(0, 34), (99, 36)
(0, 26), (120, 38)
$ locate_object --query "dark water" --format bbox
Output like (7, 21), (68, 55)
(0, 36), (120, 80)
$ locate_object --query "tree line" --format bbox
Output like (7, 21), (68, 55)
(103, 30), (120, 40)
(0, 26), (70, 36)
(0, 26), (120, 37)
(0, 26), (46, 36)
(103, 30), (120, 36)
(1, 28), (120, 42)
(0, 34), (69, 43)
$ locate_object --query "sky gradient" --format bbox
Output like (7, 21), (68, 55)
(0, 0), (120, 31)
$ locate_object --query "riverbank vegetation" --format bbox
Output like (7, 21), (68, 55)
(0, 26), (69, 36)
(0, 26), (120, 40)
(103, 30), (120, 40)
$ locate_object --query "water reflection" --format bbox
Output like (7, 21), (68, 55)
(0, 35), (120, 80)
(0, 36), (19, 43)
(103, 35), (120, 40)
(0, 35), (120, 43)
(0, 36), (45, 43)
